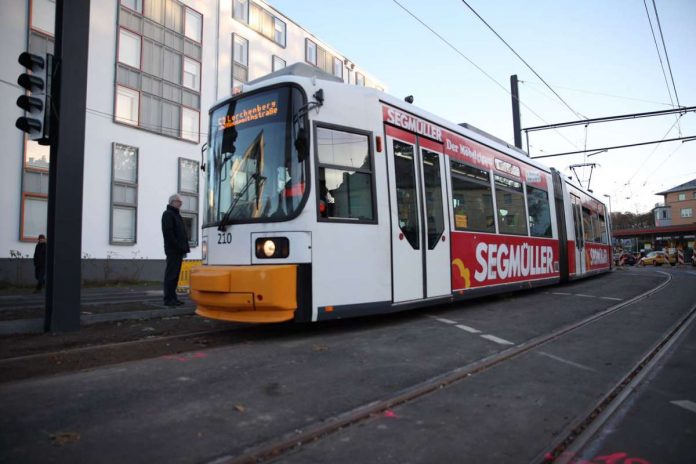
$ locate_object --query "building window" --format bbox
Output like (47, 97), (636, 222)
(678, 193), (686, 201)
(272, 55), (286, 72)
(232, 34), (249, 85)
(693, 192), (696, 199)
(178, 158), (199, 246)
(184, 8), (202, 43)
(111, 144), (138, 244)
(121, 0), (142, 13)
(274, 18), (286, 46)
(115, 86), (140, 126)
(118, 28), (141, 69)
(233, 0), (249, 23)
(451, 161), (495, 233)
(183, 57), (200, 91)
(355, 72), (365, 86)
(181, 107), (199, 142)
(31, 0), (55, 35)
(25, 139), (50, 170)
(305, 39), (317, 65)
(316, 126), (375, 222)
(22, 195), (48, 240)
(681, 208), (693, 218)
(333, 57), (343, 80)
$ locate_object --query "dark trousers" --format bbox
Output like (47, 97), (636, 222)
(163, 253), (183, 303)
(35, 267), (45, 291)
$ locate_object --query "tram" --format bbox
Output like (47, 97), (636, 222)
(190, 63), (611, 323)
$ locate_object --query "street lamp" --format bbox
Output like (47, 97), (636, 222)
(603, 194), (613, 243)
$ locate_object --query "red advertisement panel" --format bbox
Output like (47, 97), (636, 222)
(382, 104), (549, 189)
(585, 243), (611, 271)
(451, 232), (560, 291)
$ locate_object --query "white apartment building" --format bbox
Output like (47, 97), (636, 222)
(0, 0), (384, 284)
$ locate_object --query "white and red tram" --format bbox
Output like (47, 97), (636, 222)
(190, 63), (611, 323)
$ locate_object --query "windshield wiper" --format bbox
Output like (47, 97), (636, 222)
(217, 173), (266, 231)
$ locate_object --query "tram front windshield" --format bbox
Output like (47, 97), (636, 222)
(206, 86), (307, 225)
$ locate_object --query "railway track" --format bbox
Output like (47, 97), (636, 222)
(203, 271), (680, 464)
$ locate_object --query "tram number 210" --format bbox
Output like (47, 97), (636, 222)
(217, 232), (232, 244)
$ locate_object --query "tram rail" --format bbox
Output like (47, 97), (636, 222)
(207, 271), (673, 464)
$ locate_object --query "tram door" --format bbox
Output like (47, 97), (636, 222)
(570, 193), (586, 275)
(387, 133), (451, 302)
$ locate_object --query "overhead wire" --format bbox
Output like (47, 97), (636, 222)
(651, 0), (681, 108)
(643, 0), (675, 109)
(460, 0), (587, 121)
(390, 0), (580, 150)
(623, 114), (683, 185)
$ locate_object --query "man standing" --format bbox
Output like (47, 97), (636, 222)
(161, 194), (190, 306)
(33, 234), (47, 292)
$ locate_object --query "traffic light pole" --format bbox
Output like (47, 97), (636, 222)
(44, 0), (91, 332)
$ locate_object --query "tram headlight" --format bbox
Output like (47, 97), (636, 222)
(201, 238), (208, 264)
(255, 237), (290, 259)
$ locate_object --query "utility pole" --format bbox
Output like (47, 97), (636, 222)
(510, 74), (523, 150)
(44, 0), (91, 332)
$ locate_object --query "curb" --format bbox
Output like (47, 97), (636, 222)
(0, 306), (196, 336)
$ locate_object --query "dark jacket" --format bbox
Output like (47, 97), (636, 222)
(33, 242), (46, 272)
(162, 205), (190, 256)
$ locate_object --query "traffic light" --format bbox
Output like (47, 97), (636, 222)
(16, 52), (53, 145)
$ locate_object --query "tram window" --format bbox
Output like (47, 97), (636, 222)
(450, 161), (495, 233)
(591, 209), (602, 243)
(494, 175), (528, 236)
(316, 126), (375, 222)
(394, 141), (419, 249)
(527, 185), (552, 238)
(422, 150), (444, 249)
(582, 207), (593, 242)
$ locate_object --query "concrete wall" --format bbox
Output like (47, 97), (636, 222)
(0, 257), (165, 288)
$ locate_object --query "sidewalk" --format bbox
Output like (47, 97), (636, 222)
(0, 283), (196, 336)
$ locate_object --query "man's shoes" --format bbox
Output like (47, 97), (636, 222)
(175, 300), (186, 306)
(164, 301), (177, 307)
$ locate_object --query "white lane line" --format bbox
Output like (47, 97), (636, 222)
(552, 292), (572, 296)
(575, 294), (596, 298)
(600, 296), (623, 301)
(456, 324), (481, 334)
(480, 334), (514, 345)
(430, 317), (457, 325)
(671, 400), (696, 414)
(537, 351), (598, 373)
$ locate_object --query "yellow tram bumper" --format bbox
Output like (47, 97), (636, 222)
(190, 265), (297, 323)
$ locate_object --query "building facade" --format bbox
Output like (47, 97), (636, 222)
(614, 179), (696, 260)
(654, 179), (696, 227)
(0, 0), (384, 285)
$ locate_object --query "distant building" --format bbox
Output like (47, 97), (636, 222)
(0, 0), (385, 285)
(613, 179), (696, 256)
(654, 178), (696, 226)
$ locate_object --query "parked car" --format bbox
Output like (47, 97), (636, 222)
(638, 251), (674, 266)
(617, 252), (637, 266)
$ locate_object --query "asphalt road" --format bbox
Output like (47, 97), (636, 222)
(0, 267), (694, 464)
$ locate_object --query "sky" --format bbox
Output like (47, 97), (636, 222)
(269, 0), (696, 214)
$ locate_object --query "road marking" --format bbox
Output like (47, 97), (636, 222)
(456, 324), (481, 334)
(600, 296), (623, 301)
(537, 351), (598, 372)
(552, 292), (572, 296)
(480, 334), (514, 345)
(671, 400), (696, 414)
(431, 317), (457, 325)
(575, 294), (596, 298)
